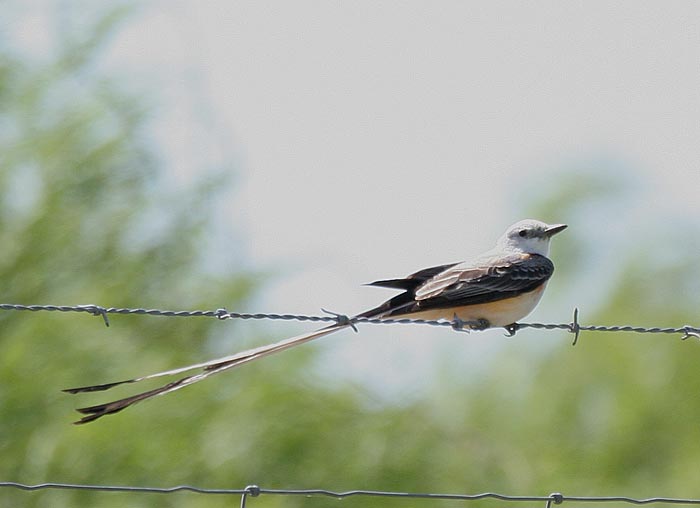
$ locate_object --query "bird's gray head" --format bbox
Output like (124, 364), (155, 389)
(496, 219), (567, 256)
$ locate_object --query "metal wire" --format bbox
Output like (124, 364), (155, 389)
(2, 482), (700, 506)
(1, 306), (699, 502)
(0, 302), (698, 342)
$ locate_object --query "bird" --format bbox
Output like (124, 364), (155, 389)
(65, 218), (567, 424)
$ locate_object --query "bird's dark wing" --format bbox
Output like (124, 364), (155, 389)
(364, 253), (554, 318)
(415, 253), (554, 304)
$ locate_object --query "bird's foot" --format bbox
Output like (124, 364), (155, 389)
(451, 315), (490, 332)
(469, 317), (491, 331)
(503, 323), (520, 337)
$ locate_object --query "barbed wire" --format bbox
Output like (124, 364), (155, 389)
(2, 307), (700, 502)
(0, 302), (698, 344)
(3, 483), (700, 507)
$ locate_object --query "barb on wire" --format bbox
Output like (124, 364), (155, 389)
(0, 302), (699, 343)
(321, 308), (357, 332)
(546, 492), (564, 508)
(241, 485), (260, 508)
(3, 482), (700, 506)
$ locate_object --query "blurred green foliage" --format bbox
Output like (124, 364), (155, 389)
(2, 8), (700, 508)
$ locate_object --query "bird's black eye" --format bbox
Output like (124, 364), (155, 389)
(518, 229), (527, 238)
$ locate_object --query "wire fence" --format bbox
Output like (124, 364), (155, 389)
(3, 483), (700, 507)
(1, 303), (699, 345)
(2, 302), (700, 503)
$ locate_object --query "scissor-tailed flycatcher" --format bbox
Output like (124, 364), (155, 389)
(65, 219), (566, 424)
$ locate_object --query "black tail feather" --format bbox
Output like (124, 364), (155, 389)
(73, 378), (190, 424)
(63, 379), (136, 394)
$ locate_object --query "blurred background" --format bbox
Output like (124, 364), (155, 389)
(1, 1), (700, 507)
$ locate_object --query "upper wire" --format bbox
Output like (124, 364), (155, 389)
(0, 303), (698, 342)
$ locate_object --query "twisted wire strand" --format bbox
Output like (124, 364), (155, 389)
(2, 305), (700, 501)
(1, 302), (699, 341)
(1, 303), (699, 340)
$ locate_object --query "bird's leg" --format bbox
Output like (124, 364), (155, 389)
(470, 318), (491, 331)
(451, 315), (490, 332)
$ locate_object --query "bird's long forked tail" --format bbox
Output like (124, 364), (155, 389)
(64, 323), (348, 424)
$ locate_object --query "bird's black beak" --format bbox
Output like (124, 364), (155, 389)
(544, 223), (568, 237)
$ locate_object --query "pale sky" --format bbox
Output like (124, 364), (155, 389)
(9, 1), (700, 396)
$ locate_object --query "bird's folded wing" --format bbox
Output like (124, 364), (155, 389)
(414, 253), (554, 303)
